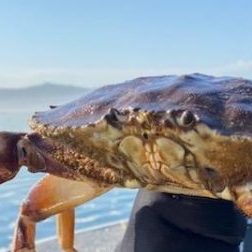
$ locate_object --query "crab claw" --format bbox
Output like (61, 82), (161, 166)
(0, 132), (25, 184)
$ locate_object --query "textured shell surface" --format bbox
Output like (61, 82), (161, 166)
(32, 73), (252, 136)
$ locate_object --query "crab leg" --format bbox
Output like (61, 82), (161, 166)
(233, 183), (252, 218)
(12, 174), (112, 252)
(57, 208), (76, 251)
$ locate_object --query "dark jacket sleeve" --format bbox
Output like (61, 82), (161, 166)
(116, 189), (247, 252)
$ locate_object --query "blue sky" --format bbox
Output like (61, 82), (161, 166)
(0, 0), (252, 88)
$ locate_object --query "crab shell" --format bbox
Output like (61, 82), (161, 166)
(17, 73), (251, 217)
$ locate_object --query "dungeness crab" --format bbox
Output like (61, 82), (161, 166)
(1, 73), (252, 251)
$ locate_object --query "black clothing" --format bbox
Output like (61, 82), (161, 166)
(116, 190), (247, 252)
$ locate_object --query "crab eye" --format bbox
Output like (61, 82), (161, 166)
(178, 110), (196, 127)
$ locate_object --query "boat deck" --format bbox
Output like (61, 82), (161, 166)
(37, 222), (252, 252)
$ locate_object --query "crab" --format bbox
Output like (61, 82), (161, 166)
(1, 73), (252, 251)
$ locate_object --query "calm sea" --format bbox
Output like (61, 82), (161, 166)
(0, 110), (136, 250)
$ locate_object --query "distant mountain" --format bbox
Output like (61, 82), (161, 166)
(0, 83), (90, 112)
(0, 82), (87, 97)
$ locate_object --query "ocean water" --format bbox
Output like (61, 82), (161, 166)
(0, 110), (137, 250)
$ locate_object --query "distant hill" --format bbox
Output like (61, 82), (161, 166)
(0, 83), (90, 112)
(0, 82), (87, 98)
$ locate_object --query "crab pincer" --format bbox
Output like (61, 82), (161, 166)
(0, 132), (25, 184)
